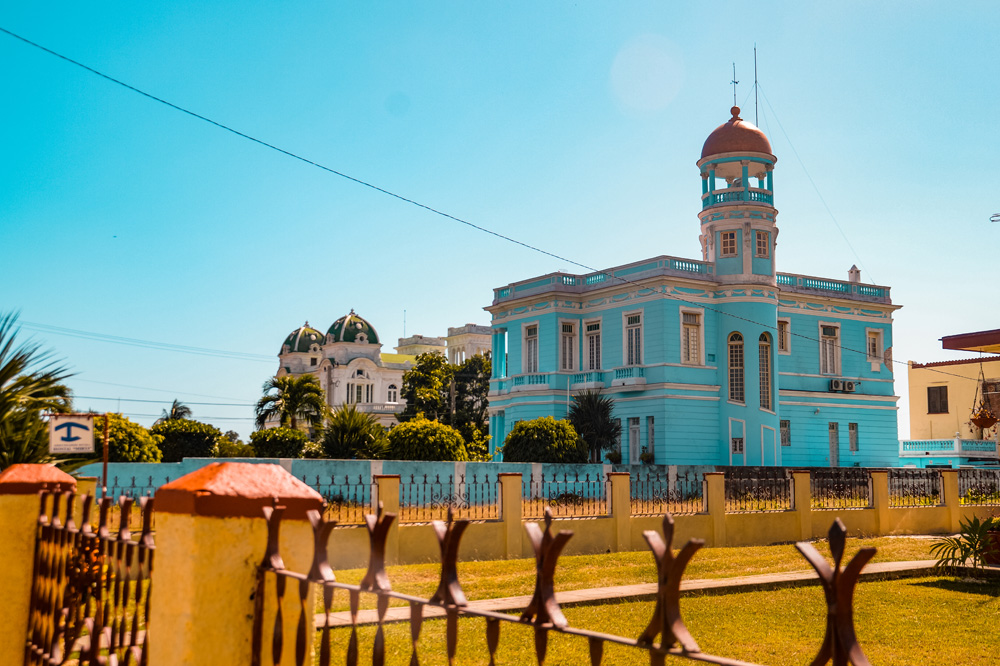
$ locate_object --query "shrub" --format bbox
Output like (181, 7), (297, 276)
(500, 417), (586, 463)
(250, 427), (309, 458)
(151, 419), (222, 462)
(931, 515), (1000, 572)
(457, 422), (491, 461)
(216, 439), (256, 458)
(301, 441), (325, 459)
(93, 414), (162, 463)
(322, 405), (388, 460)
(387, 414), (467, 461)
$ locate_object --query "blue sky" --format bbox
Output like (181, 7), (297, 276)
(2, 2), (998, 439)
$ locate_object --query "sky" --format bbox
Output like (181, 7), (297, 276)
(2, 2), (998, 440)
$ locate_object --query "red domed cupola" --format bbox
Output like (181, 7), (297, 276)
(701, 106), (773, 159)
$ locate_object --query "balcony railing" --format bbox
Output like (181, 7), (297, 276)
(700, 187), (773, 209)
(570, 371), (605, 385)
(776, 272), (891, 303)
(899, 438), (999, 459)
(511, 373), (549, 388)
(355, 403), (405, 414)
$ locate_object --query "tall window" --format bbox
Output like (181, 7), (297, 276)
(866, 329), (883, 363)
(585, 321), (601, 370)
(626, 313), (642, 366)
(646, 416), (655, 455)
(720, 231), (737, 257)
(759, 333), (772, 410)
(927, 386), (948, 414)
(628, 417), (640, 463)
(561, 322), (576, 371)
(777, 320), (790, 353)
(780, 420), (791, 447)
(524, 325), (538, 373)
(681, 312), (701, 365)
(755, 231), (769, 258)
(728, 332), (744, 403)
(849, 423), (859, 452)
(819, 325), (839, 375)
(387, 384), (398, 403)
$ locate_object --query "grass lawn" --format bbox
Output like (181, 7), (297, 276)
(319, 535), (935, 613)
(316, 575), (1000, 665)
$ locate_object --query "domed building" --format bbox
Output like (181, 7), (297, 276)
(486, 106), (902, 467)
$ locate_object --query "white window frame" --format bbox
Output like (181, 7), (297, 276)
(818, 322), (841, 376)
(777, 318), (791, 355)
(584, 319), (602, 371)
(679, 308), (705, 366)
(559, 319), (577, 372)
(623, 310), (643, 367)
(522, 322), (539, 374)
(628, 417), (641, 464)
(865, 327), (883, 371)
(759, 332), (773, 412)
(728, 417), (746, 465)
(387, 384), (398, 403)
(720, 230), (738, 257)
(755, 230), (769, 258)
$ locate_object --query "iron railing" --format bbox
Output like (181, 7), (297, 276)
(810, 468), (872, 510)
(26, 491), (154, 666)
(630, 470), (704, 515)
(98, 474), (166, 500)
(523, 472), (609, 519)
(724, 467), (793, 512)
(251, 505), (876, 666)
(398, 473), (500, 523)
(888, 468), (942, 507)
(302, 474), (373, 526)
(958, 468), (1000, 505)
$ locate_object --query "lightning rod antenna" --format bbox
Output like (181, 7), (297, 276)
(731, 63), (739, 107)
(754, 45), (759, 126)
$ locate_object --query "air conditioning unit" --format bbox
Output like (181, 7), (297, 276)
(844, 381), (858, 393)
(829, 379), (844, 392)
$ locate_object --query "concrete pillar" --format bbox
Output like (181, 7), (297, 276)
(791, 471), (812, 540)
(498, 473), (523, 559)
(869, 470), (890, 535)
(149, 462), (322, 666)
(704, 472), (726, 547)
(941, 469), (961, 532)
(373, 474), (400, 565)
(609, 472), (631, 552)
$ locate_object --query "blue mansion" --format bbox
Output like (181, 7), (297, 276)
(485, 106), (900, 468)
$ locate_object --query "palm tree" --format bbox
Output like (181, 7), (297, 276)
(0, 312), (72, 468)
(254, 374), (329, 431)
(568, 390), (621, 463)
(321, 404), (387, 459)
(156, 399), (192, 424)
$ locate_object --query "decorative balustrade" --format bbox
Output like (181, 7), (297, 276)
(570, 371), (605, 385)
(776, 272), (890, 302)
(512, 373), (549, 388)
(355, 402), (404, 414)
(899, 438), (999, 458)
(613, 366), (645, 380)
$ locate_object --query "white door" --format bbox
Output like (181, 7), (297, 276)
(828, 422), (840, 467)
(628, 418), (640, 464)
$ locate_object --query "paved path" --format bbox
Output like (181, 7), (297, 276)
(315, 560), (937, 627)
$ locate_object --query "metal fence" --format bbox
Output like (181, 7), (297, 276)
(958, 468), (1000, 506)
(723, 467), (793, 512)
(810, 468), (872, 510)
(26, 491), (153, 666)
(522, 472), (609, 519)
(399, 473), (500, 523)
(98, 474), (165, 500)
(630, 470), (704, 515)
(888, 468), (942, 507)
(302, 474), (373, 525)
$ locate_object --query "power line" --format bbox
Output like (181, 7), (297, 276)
(74, 395), (253, 407)
(72, 378), (256, 402)
(116, 412), (253, 421)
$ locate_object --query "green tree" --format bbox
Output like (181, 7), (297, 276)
(399, 353), (452, 422)
(567, 390), (621, 463)
(250, 427), (309, 458)
(216, 429), (255, 457)
(322, 404), (387, 459)
(254, 374), (329, 431)
(151, 418), (222, 462)
(156, 399), (192, 424)
(387, 414), (468, 461)
(93, 414), (163, 463)
(501, 417), (587, 463)
(452, 353), (491, 457)
(0, 312), (73, 469)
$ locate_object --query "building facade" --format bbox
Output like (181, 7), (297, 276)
(485, 106), (901, 467)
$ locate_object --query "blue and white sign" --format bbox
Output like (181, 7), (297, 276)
(48, 414), (95, 454)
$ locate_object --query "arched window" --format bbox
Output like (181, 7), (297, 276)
(759, 333), (772, 410)
(387, 384), (398, 403)
(347, 369), (373, 404)
(728, 332), (744, 403)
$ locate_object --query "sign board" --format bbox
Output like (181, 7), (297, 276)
(48, 414), (96, 454)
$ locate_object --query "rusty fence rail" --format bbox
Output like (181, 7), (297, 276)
(888, 468), (942, 507)
(398, 473), (500, 523)
(301, 474), (373, 525)
(630, 470), (705, 516)
(810, 468), (872, 510)
(723, 467), (792, 512)
(522, 472), (609, 519)
(251, 504), (876, 666)
(958, 468), (1000, 505)
(25, 490), (154, 666)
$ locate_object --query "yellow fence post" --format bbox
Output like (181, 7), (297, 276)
(940, 469), (961, 532)
(609, 472), (631, 552)
(374, 474), (401, 565)
(498, 473), (523, 559)
(0, 464), (77, 666)
(869, 470), (890, 535)
(703, 472), (726, 547)
(791, 470), (812, 540)
(149, 462), (323, 666)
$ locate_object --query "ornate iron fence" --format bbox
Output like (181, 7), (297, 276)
(523, 472), (609, 519)
(302, 474), (373, 525)
(25, 490), (154, 666)
(398, 473), (500, 523)
(631, 470), (704, 515)
(251, 504), (875, 666)
(958, 468), (1000, 505)
(723, 467), (793, 512)
(888, 469), (942, 507)
(811, 468), (872, 510)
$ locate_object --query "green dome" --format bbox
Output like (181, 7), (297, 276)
(282, 322), (324, 354)
(327, 310), (380, 344)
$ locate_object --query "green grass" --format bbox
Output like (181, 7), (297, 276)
(318, 535), (935, 613)
(314, 576), (1000, 665)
